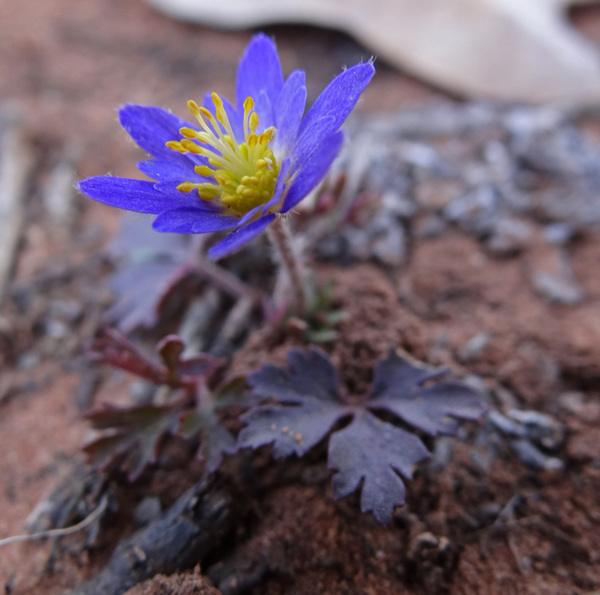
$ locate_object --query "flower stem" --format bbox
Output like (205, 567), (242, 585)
(267, 216), (308, 316)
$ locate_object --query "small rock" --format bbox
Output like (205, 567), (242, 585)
(443, 184), (503, 235)
(543, 222), (575, 245)
(371, 221), (406, 267)
(510, 439), (564, 471)
(458, 332), (491, 362)
(507, 409), (565, 450)
(486, 217), (532, 255)
(488, 410), (526, 438)
(532, 270), (584, 305)
(381, 189), (418, 219)
(415, 214), (447, 238)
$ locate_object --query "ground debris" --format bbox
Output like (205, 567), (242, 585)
(72, 475), (236, 595)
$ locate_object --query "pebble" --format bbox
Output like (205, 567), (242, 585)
(427, 437), (453, 471)
(443, 184), (502, 235)
(510, 439), (564, 471)
(543, 222), (575, 245)
(532, 270), (584, 305)
(485, 217), (533, 255)
(414, 214), (447, 239)
(458, 332), (491, 362)
(507, 409), (565, 450)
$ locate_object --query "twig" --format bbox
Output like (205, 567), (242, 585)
(0, 106), (33, 303)
(193, 257), (262, 304)
(211, 295), (254, 355)
(0, 496), (108, 547)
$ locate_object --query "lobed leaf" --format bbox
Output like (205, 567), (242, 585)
(178, 405), (237, 472)
(103, 214), (194, 332)
(368, 350), (487, 436)
(240, 347), (487, 523)
(83, 403), (181, 480)
(90, 329), (219, 390)
(328, 410), (430, 524)
(248, 348), (340, 404)
(238, 401), (345, 458)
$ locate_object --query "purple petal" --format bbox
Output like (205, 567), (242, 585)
(292, 62), (374, 168)
(236, 34), (283, 113)
(281, 132), (343, 213)
(254, 89), (274, 132)
(274, 70), (306, 154)
(208, 214), (275, 260)
(137, 159), (207, 183)
(203, 92), (244, 142)
(152, 207), (239, 233)
(152, 183), (220, 211)
(119, 105), (194, 163)
(79, 176), (197, 214)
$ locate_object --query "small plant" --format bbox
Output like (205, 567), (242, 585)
(79, 34), (374, 315)
(84, 330), (239, 479)
(238, 348), (487, 523)
(69, 29), (486, 542)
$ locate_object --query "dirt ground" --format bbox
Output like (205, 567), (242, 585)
(1, 1), (600, 594)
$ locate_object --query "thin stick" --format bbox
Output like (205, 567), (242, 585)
(267, 216), (308, 315)
(0, 496), (108, 547)
(0, 107), (32, 303)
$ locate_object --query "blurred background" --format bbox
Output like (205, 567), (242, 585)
(2, 0), (600, 176)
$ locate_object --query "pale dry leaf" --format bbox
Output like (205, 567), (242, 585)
(146, 0), (600, 103)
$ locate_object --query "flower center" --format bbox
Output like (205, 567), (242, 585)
(166, 93), (278, 217)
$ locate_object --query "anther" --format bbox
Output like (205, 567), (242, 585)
(187, 100), (200, 116)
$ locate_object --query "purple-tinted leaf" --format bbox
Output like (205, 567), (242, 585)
(156, 334), (219, 386)
(105, 260), (192, 332)
(90, 328), (167, 386)
(248, 348), (340, 404)
(212, 376), (252, 408)
(91, 329), (218, 390)
(103, 214), (194, 332)
(240, 347), (486, 523)
(83, 403), (181, 480)
(178, 405), (237, 472)
(238, 401), (345, 458)
(328, 410), (430, 524)
(368, 350), (487, 436)
(157, 335), (185, 371)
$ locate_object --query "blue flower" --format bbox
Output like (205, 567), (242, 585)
(79, 34), (374, 259)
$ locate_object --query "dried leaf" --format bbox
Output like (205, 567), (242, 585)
(146, 0), (600, 103)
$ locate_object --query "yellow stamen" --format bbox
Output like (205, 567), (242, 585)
(165, 93), (280, 217)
